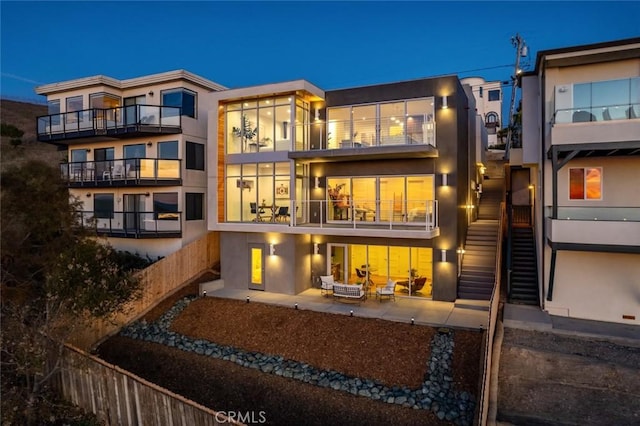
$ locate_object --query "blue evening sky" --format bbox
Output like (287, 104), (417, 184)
(1, 1), (639, 107)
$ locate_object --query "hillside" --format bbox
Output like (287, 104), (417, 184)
(1, 99), (64, 171)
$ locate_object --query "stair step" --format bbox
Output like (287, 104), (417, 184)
(463, 265), (495, 272)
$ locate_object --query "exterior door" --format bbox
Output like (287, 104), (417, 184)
(94, 147), (114, 180)
(124, 194), (145, 233)
(124, 95), (145, 125)
(328, 244), (348, 283)
(249, 244), (265, 290)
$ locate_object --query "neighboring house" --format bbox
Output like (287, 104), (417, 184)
(208, 76), (486, 301)
(35, 70), (226, 259)
(513, 37), (640, 325)
(461, 77), (503, 147)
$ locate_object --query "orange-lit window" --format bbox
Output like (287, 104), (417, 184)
(569, 167), (601, 200)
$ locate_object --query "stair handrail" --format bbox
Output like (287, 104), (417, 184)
(506, 197), (513, 300)
(476, 200), (506, 426)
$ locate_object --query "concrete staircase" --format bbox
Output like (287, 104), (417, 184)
(509, 227), (539, 305)
(458, 178), (503, 300)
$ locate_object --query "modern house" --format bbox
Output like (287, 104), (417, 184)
(511, 37), (640, 325)
(208, 76), (488, 301)
(35, 70), (226, 259)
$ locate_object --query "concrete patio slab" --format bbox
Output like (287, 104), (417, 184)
(202, 286), (489, 330)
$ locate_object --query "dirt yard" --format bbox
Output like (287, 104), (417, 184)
(97, 282), (483, 425)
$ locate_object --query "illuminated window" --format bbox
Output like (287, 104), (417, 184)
(569, 167), (602, 200)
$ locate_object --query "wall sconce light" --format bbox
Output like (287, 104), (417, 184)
(456, 248), (466, 255)
(442, 173), (448, 186)
(86, 193), (91, 198)
(442, 96), (448, 109)
(313, 243), (320, 255)
(314, 176), (320, 189)
(477, 184), (483, 194)
(148, 91), (154, 96)
(528, 184), (535, 190)
(314, 108), (320, 121)
(269, 243), (276, 256)
(147, 141), (153, 147)
(85, 148), (91, 153)
(144, 192), (150, 197)
(441, 249), (447, 262)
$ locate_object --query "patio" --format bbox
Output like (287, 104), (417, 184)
(200, 281), (490, 330)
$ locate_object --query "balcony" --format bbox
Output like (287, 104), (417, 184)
(78, 211), (182, 238)
(289, 119), (438, 163)
(37, 105), (182, 143)
(61, 158), (181, 187)
(219, 199), (439, 239)
(546, 207), (640, 250)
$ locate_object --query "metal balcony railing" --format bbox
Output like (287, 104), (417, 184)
(77, 210), (182, 238)
(61, 158), (181, 185)
(37, 104), (181, 139)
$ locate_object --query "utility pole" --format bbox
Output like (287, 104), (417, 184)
(505, 33), (528, 159)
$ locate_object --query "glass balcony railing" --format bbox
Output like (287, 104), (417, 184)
(37, 104), (181, 139)
(552, 206), (640, 221)
(60, 158), (181, 185)
(232, 198), (438, 229)
(292, 116), (436, 151)
(77, 211), (182, 237)
(293, 199), (438, 230)
(554, 103), (639, 124)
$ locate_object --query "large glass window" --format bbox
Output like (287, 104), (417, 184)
(185, 193), (204, 221)
(154, 192), (178, 220)
(556, 77), (640, 122)
(569, 167), (602, 200)
(158, 141), (178, 159)
(326, 175), (434, 223)
(328, 97), (435, 148)
(225, 162), (290, 222)
(48, 99), (60, 125)
(158, 141), (179, 179)
(225, 97), (294, 154)
(186, 141), (205, 170)
(338, 244), (433, 298)
(65, 95), (83, 123)
(89, 93), (121, 109)
(94, 193), (114, 219)
(162, 88), (196, 118)
(90, 93), (121, 124)
(488, 90), (500, 101)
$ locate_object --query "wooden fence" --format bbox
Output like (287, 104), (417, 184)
(54, 344), (240, 426)
(69, 231), (220, 350)
(475, 202), (505, 425)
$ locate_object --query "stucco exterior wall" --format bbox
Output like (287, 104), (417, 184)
(544, 250), (639, 324)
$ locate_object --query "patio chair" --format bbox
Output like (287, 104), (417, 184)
(376, 279), (397, 302)
(250, 202), (264, 221)
(275, 206), (289, 222)
(412, 277), (427, 295)
(320, 275), (334, 297)
(111, 164), (125, 179)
